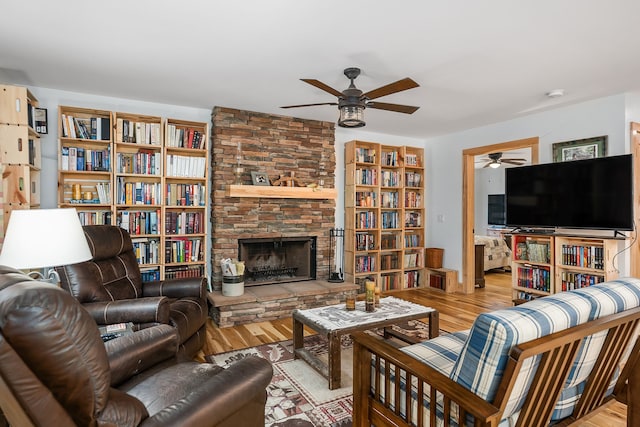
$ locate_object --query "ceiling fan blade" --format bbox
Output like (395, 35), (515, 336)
(363, 78), (419, 100)
(280, 102), (338, 109)
(482, 162), (493, 168)
(367, 102), (420, 114)
(502, 159), (526, 165)
(300, 79), (344, 97)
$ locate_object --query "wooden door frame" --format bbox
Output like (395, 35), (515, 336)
(461, 137), (539, 294)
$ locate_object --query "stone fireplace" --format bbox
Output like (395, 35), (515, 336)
(210, 107), (336, 290)
(239, 236), (317, 286)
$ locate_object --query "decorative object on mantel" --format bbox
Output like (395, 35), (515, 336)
(552, 135), (607, 162)
(272, 171), (304, 187)
(251, 171), (271, 186)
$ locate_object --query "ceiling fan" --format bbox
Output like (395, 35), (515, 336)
(479, 152), (527, 169)
(281, 67), (420, 128)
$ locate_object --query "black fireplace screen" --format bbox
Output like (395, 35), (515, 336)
(238, 236), (316, 286)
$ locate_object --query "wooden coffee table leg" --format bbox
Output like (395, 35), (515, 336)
(328, 331), (341, 389)
(429, 311), (440, 339)
(293, 317), (304, 359)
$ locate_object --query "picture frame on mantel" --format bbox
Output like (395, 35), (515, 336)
(552, 135), (607, 162)
(251, 171), (271, 186)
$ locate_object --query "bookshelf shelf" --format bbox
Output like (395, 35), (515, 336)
(345, 141), (426, 293)
(57, 107), (209, 281)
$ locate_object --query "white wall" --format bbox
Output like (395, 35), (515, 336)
(29, 87), (211, 209)
(424, 94), (629, 275)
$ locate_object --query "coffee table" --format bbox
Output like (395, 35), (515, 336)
(292, 296), (438, 389)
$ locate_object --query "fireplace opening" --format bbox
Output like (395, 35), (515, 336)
(238, 236), (317, 286)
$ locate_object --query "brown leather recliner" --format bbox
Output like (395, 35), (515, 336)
(55, 225), (207, 357)
(0, 266), (273, 426)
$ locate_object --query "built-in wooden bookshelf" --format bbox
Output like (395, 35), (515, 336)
(345, 140), (425, 293)
(511, 233), (622, 304)
(57, 107), (209, 281)
(0, 85), (42, 235)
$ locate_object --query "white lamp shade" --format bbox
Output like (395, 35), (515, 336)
(0, 208), (92, 269)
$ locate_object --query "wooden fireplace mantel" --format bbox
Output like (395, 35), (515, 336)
(226, 185), (337, 200)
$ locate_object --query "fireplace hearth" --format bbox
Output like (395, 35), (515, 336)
(238, 236), (317, 286)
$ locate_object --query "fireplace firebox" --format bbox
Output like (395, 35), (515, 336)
(238, 236), (317, 286)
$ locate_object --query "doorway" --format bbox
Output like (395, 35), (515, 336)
(461, 137), (539, 294)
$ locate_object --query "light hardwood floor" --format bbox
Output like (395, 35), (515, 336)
(198, 271), (627, 426)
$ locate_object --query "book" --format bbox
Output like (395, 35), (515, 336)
(100, 117), (111, 141)
(68, 147), (77, 171)
(61, 146), (69, 170)
(76, 147), (85, 170)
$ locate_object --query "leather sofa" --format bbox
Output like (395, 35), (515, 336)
(55, 225), (207, 357)
(0, 266), (273, 426)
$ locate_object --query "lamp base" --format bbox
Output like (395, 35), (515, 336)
(27, 269), (61, 285)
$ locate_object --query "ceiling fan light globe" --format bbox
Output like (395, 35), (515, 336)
(339, 105), (365, 128)
(489, 161), (501, 169)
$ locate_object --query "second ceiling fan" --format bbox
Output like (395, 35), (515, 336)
(480, 152), (527, 168)
(281, 67), (420, 128)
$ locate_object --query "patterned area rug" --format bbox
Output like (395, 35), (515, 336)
(205, 319), (437, 427)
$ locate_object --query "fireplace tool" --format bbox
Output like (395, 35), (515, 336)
(328, 228), (344, 282)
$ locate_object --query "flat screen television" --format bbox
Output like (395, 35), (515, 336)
(487, 194), (506, 225)
(505, 154), (633, 231)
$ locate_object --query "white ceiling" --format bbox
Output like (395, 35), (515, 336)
(2, 1), (640, 139)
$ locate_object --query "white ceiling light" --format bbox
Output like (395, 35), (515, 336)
(546, 89), (565, 98)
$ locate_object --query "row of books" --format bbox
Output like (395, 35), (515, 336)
(116, 119), (162, 145)
(116, 179), (161, 205)
(95, 182), (111, 204)
(166, 155), (206, 178)
(380, 254), (399, 271)
(381, 170), (400, 187)
(116, 151), (161, 175)
(61, 114), (111, 141)
(355, 191), (377, 207)
(404, 234), (422, 248)
(166, 183), (206, 207)
(559, 245), (605, 270)
(381, 233), (400, 250)
(355, 255), (376, 273)
(355, 168), (378, 185)
(165, 264), (205, 280)
(355, 147), (376, 163)
(119, 210), (160, 235)
(381, 191), (399, 208)
(381, 150), (399, 166)
(404, 252), (422, 268)
(516, 241), (550, 263)
(355, 232), (375, 251)
(380, 273), (402, 290)
(405, 153), (420, 167)
(560, 272), (605, 291)
(61, 146), (111, 172)
(429, 273), (446, 290)
(405, 171), (422, 187)
(131, 238), (160, 265)
(140, 267), (160, 282)
(516, 265), (551, 292)
(166, 125), (206, 149)
(405, 212), (422, 228)
(77, 210), (112, 226)
(381, 211), (399, 229)
(165, 211), (204, 235)
(356, 211), (376, 229)
(404, 270), (421, 288)
(405, 191), (422, 208)
(165, 238), (202, 263)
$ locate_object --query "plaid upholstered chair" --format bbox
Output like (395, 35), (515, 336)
(55, 225), (208, 357)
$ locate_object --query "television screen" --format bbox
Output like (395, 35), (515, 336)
(487, 194), (506, 225)
(505, 154), (633, 231)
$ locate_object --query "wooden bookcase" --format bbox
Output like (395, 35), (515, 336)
(57, 106), (209, 281)
(511, 233), (622, 304)
(345, 140), (425, 293)
(0, 85), (42, 234)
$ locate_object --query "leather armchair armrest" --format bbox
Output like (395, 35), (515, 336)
(105, 324), (178, 387)
(140, 357), (273, 427)
(83, 297), (171, 325)
(143, 277), (206, 300)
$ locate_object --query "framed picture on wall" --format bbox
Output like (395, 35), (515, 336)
(552, 136), (607, 162)
(251, 171), (271, 186)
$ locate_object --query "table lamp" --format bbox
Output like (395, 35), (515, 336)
(0, 208), (92, 284)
